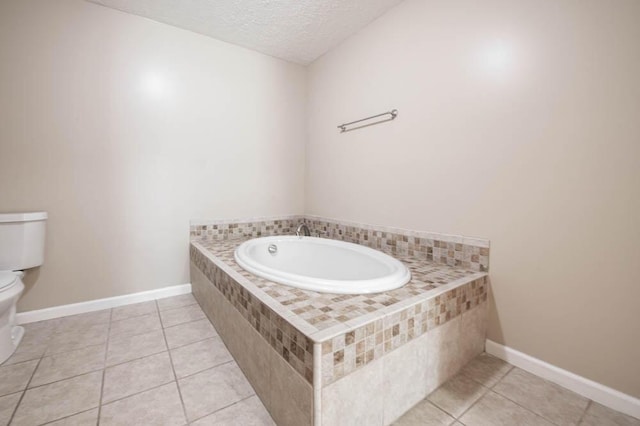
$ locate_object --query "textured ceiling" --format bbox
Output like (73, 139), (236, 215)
(86, 0), (405, 65)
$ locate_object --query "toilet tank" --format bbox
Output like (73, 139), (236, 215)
(0, 212), (47, 271)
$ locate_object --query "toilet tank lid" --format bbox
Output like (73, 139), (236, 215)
(0, 212), (48, 223)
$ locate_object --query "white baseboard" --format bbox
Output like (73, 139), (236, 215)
(485, 339), (640, 420)
(16, 283), (192, 324)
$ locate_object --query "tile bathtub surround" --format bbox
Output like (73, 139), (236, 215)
(190, 216), (490, 422)
(303, 216), (490, 272)
(190, 215), (490, 272)
(190, 246), (315, 384)
(190, 216), (304, 240)
(191, 237), (488, 387)
(0, 296), (274, 426)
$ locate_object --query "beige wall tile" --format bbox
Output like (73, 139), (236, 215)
(382, 332), (430, 424)
(191, 266), (272, 409)
(425, 316), (463, 393)
(322, 359), (384, 426)
(460, 302), (488, 365)
(270, 347), (314, 426)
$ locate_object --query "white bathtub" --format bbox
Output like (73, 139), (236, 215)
(234, 236), (411, 294)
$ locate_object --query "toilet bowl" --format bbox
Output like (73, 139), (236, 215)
(0, 271), (25, 364)
(0, 212), (47, 364)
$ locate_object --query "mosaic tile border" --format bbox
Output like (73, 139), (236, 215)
(320, 276), (488, 386)
(191, 215), (490, 271)
(303, 216), (489, 272)
(190, 215), (303, 240)
(197, 238), (483, 337)
(191, 245), (314, 384)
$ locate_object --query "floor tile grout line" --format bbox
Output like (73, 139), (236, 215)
(19, 350), (169, 393)
(111, 311), (160, 323)
(160, 314), (209, 330)
(163, 316), (214, 332)
(166, 333), (222, 352)
(485, 388), (564, 426)
(44, 340), (109, 359)
(186, 393), (256, 424)
(1, 296), (199, 420)
(40, 407), (98, 425)
(489, 366), (586, 426)
(441, 380), (491, 421)
(157, 299), (190, 424)
(4, 296), (235, 424)
(110, 301), (159, 322)
(7, 354), (44, 425)
(108, 325), (164, 342)
(0, 356), (42, 371)
(487, 364), (514, 391)
(28, 365), (106, 391)
(96, 308), (113, 426)
(176, 359), (235, 382)
(95, 379), (177, 409)
(105, 347), (169, 369)
(453, 388), (489, 421)
(35, 341), (108, 364)
(458, 357), (514, 390)
(157, 301), (199, 314)
(109, 306), (160, 323)
(576, 399), (592, 425)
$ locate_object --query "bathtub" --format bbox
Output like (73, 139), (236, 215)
(234, 236), (411, 294)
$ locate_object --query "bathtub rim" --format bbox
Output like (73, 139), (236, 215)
(234, 235), (412, 295)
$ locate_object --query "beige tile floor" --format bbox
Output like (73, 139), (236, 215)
(396, 353), (640, 426)
(0, 294), (638, 426)
(0, 294), (273, 426)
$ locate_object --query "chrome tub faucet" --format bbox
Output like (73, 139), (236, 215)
(296, 223), (311, 237)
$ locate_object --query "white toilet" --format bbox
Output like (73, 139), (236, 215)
(0, 212), (47, 364)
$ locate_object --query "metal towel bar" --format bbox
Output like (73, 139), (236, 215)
(338, 109), (398, 133)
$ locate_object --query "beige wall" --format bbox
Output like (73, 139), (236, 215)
(0, 0), (306, 311)
(306, 0), (640, 398)
(2, 0), (639, 401)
